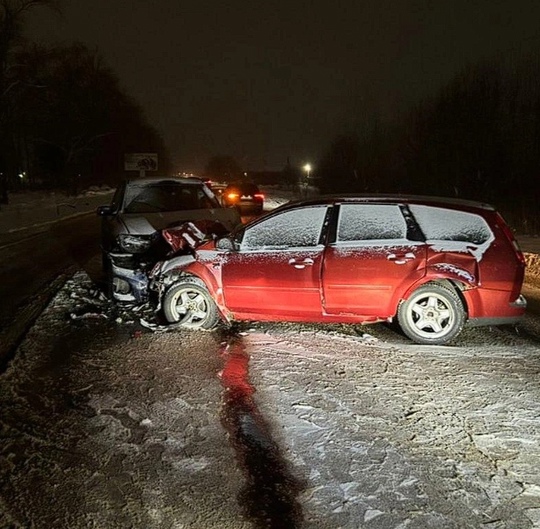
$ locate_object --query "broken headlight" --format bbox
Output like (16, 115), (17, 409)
(117, 234), (155, 253)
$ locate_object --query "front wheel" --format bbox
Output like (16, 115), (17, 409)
(397, 283), (465, 345)
(162, 278), (220, 330)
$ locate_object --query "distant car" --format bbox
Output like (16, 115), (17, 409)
(221, 181), (264, 214)
(97, 176), (241, 301)
(151, 195), (527, 345)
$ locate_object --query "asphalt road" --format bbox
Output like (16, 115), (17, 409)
(0, 213), (101, 340)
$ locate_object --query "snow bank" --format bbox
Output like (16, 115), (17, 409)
(0, 187), (114, 236)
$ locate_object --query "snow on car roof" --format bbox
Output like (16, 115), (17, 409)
(278, 194), (496, 212)
(125, 176), (207, 186)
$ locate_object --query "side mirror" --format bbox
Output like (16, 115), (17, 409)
(216, 237), (236, 251)
(97, 205), (114, 216)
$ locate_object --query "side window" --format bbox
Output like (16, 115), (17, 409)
(241, 206), (328, 250)
(336, 204), (407, 242)
(409, 205), (492, 244)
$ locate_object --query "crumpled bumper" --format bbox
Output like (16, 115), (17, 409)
(110, 261), (149, 303)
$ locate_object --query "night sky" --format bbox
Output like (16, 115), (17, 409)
(25, 1), (540, 172)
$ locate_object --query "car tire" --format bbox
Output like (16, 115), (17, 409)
(397, 283), (465, 345)
(162, 277), (221, 330)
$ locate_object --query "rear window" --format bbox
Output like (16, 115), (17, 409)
(409, 205), (492, 244)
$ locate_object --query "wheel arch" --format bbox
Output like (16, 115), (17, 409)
(398, 277), (470, 317)
(162, 278), (221, 328)
(396, 280), (468, 344)
(162, 262), (230, 320)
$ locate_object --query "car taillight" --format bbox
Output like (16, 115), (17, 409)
(512, 240), (526, 265)
(496, 213), (526, 265)
(227, 192), (239, 200)
(254, 193), (264, 199)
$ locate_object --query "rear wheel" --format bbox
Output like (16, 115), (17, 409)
(397, 283), (465, 345)
(163, 278), (220, 329)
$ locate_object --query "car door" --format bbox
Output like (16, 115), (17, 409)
(322, 203), (427, 317)
(221, 205), (331, 317)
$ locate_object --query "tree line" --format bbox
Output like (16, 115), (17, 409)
(0, 0), (170, 195)
(318, 53), (540, 233)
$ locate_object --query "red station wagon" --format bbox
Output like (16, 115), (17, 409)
(150, 195), (527, 345)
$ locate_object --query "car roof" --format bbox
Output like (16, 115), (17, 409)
(124, 176), (206, 186)
(277, 194), (496, 212)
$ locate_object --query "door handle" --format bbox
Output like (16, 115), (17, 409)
(288, 258), (314, 269)
(387, 252), (415, 265)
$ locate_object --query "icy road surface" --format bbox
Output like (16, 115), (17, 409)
(1, 271), (540, 528)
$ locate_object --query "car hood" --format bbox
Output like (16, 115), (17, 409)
(161, 220), (229, 252)
(120, 208), (241, 235)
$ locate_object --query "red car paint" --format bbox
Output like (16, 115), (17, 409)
(160, 195), (526, 343)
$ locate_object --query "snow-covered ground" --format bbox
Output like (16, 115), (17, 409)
(0, 186), (115, 240)
(1, 186), (540, 528)
(1, 269), (540, 528)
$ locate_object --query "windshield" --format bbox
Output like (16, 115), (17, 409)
(123, 182), (220, 213)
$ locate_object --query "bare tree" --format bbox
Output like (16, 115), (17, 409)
(0, 0), (59, 187)
(14, 42), (170, 192)
(0, 0), (59, 88)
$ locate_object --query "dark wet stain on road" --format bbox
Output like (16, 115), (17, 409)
(219, 331), (304, 529)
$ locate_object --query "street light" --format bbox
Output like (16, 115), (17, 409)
(302, 163), (312, 198)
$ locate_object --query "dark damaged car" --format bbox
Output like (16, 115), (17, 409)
(97, 176), (241, 301)
(149, 195), (527, 345)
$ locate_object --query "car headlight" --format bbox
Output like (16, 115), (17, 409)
(117, 234), (154, 253)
